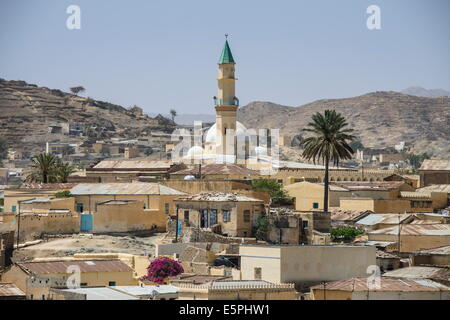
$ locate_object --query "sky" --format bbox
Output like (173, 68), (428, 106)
(1, 0), (449, 115)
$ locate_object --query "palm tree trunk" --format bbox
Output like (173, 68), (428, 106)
(324, 156), (329, 214)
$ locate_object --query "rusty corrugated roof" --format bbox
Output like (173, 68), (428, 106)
(420, 159), (450, 171)
(175, 192), (262, 202)
(93, 160), (173, 169)
(383, 266), (449, 280)
(369, 224), (450, 236)
(0, 283), (26, 297)
(333, 181), (406, 191)
(70, 183), (185, 195)
(18, 259), (132, 274)
(172, 163), (259, 176)
(310, 277), (449, 292)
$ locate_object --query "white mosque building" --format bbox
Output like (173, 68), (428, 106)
(184, 37), (272, 165)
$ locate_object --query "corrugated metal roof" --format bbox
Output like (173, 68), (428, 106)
(356, 214), (412, 226)
(18, 259), (133, 274)
(61, 287), (139, 300)
(112, 285), (178, 296)
(172, 163), (259, 176)
(310, 277), (449, 292)
(0, 283), (26, 297)
(414, 245), (450, 255)
(418, 184), (450, 194)
(93, 160), (173, 169)
(331, 209), (373, 222)
(70, 183), (185, 195)
(420, 159), (450, 171)
(369, 224), (450, 236)
(175, 192), (262, 202)
(400, 191), (432, 199)
(333, 181), (406, 191)
(20, 183), (78, 190)
(383, 267), (449, 280)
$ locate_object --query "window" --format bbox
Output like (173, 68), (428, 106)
(184, 210), (189, 222)
(302, 221), (309, 228)
(223, 210), (231, 222)
(313, 202), (319, 209)
(12, 205), (16, 213)
(108, 281), (116, 286)
(210, 209), (217, 225)
(76, 203), (84, 213)
(254, 267), (262, 280)
(165, 203), (170, 214)
(243, 210), (250, 222)
(80, 283), (88, 287)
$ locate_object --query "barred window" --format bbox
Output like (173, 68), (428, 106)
(243, 210), (250, 222)
(223, 210), (231, 222)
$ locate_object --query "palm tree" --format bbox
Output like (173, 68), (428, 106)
(30, 153), (57, 183)
(56, 162), (76, 183)
(169, 109), (177, 123)
(301, 110), (355, 213)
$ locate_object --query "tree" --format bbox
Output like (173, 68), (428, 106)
(55, 162), (76, 183)
(29, 153), (57, 183)
(301, 110), (355, 213)
(140, 257), (184, 284)
(349, 140), (364, 152)
(0, 137), (7, 160)
(408, 152), (430, 169)
(330, 227), (364, 242)
(55, 190), (73, 198)
(70, 86), (85, 95)
(252, 179), (293, 206)
(169, 109), (177, 122)
(253, 214), (272, 241)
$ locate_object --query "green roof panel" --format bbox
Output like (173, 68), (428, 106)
(218, 40), (235, 64)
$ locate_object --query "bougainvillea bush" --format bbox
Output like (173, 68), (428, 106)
(141, 257), (184, 284)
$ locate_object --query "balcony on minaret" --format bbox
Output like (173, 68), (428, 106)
(213, 96), (239, 107)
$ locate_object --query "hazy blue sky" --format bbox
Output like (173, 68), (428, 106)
(1, 0), (449, 115)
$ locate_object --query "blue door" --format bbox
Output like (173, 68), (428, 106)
(80, 214), (93, 232)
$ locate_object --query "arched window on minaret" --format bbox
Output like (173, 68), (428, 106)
(233, 96), (239, 106)
(213, 96), (217, 106)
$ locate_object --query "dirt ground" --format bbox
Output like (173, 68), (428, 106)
(13, 233), (166, 262)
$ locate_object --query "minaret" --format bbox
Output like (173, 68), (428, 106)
(215, 35), (239, 159)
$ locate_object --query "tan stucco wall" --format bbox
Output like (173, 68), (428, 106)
(240, 245), (376, 286)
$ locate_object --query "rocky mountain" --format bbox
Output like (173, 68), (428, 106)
(0, 79), (174, 153)
(237, 92), (450, 158)
(401, 86), (450, 98)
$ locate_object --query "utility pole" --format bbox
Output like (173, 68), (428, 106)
(16, 201), (21, 248)
(174, 204), (179, 243)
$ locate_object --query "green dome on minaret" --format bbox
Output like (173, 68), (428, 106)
(218, 37), (235, 64)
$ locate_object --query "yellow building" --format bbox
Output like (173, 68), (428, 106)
(368, 224), (450, 252)
(174, 192), (264, 237)
(1, 259), (138, 300)
(310, 277), (449, 300)
(175, 280), (297, 300)
(238, 245), (376, 290)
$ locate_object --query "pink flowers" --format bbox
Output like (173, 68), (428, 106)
(141, 257), (184, 284)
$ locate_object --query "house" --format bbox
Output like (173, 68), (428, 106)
(309, 277), (449, 300)
(70, 183), (186, 232)
(355, 213), (415, 231)
(3, 183), (78, 214)
(1, 198), (80, 243)
(284, 181), (350, 211)
(417, 184), (450, 207)
(237, 244), (376, 290)
(331, 209), (373, 227)
(411, 245), (450, 267)
(111, 285), (178, 300)
(419, 159), (450, 187)
(174, 280), (297, 300)
(50, 286), (140, 300)
(382, 266), (450, 286)
(174, 192), (264, 237)
(85, 160), (187, 182)
(1, 259), (138, 300)
(170, 163), (260, 180)
(368, 224), (450, 252)
(376, 250), (401, 273)
(0, 283), (26, 300)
